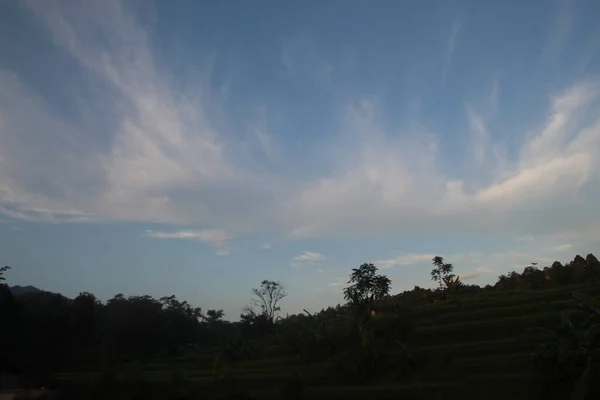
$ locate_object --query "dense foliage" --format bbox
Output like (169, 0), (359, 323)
(386, 253), (600, 307)
(528, 291), (600, 399)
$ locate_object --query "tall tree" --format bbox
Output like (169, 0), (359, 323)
(71, 292), (100, 348)
(342, 263), (392, 381)
(343, 263), (391, 308)
(586, 253), (600, 282)
(430, 256), (454, 290)
(252, 280), (287, 324)
(521, 264), (546, 289)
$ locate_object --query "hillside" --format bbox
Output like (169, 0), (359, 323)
(9, 285), (43, 296)
(3, 255), (599, 399)
(51, 282), (600, 399)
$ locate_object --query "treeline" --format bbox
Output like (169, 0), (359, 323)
(384, 253), (600, 307)
(0, 254), (599, 386)
(0, 276), (285, 383)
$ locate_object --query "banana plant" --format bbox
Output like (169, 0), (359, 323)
(442, 274), (464, 301)
(527, 291), (600, 399)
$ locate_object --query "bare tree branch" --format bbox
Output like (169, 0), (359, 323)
(251, 280), (287, 323)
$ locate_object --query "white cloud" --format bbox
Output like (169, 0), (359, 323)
(291, 251), (325, 267)
(260, 242), (272, 250)
(0, 205), (93, 223)
(0, 0), (283, 233)
(144, 229), (230, 255)
(375, 254), (435, 269)
(459, 267), (496, 281)
(0, 206), (46, 222)
(0, 1), (599, 249)
(465, 78), (503, 171)
(284, 81), (600, 241)
(466, 105), (488, 165)
(473, 153), (590, 205)
(553, 243), (574, 252)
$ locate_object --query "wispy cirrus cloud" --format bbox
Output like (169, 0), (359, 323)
(459, 267), (496, 281)
(291, 251), (325, 267)
(144, 229), (230, 255)
(376, 254), (436, 269)
(543, 0), (573, 63)
(0, 205), (94, 223)
(283, 81), (600, 240)
(553, 243), (574, 252)
(0, 0), (599, 251)
(442, 19), (462, 81)
(466, 106), (486, 161)
(0, 0), (282, 234)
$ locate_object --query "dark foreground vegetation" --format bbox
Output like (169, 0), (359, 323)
(1, 253), (600, 399)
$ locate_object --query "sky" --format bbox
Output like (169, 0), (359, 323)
(1, 0), (600, 320)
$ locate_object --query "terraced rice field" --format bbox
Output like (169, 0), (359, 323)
(56, 283), (600, 399)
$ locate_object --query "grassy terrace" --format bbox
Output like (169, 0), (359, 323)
(52, 282), (600, 399)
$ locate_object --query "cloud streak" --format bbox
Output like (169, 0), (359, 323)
(459, 267), (496, 281)
(144, 229), (230, 255)
(291, 251), (325, 267)
(1, 0), (599, 249)
(284, 81), (600, 240)
(442, 19), (462, 81)
(553, 243), (574, 252)
(0, 0), (285, 232)
(376, 254), (436, 269)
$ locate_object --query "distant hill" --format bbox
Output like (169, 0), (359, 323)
(9, 285), (72, 302)
(9, 285), (43, 296)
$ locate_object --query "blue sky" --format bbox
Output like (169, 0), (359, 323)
(1, 0), (600, 320)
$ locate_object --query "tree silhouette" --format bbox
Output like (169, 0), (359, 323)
(343, 263), (391, 308)
(0, 265), (10, 283)
(430, 256), (454, 290)
(71, 292), (100, 349)
(442, 274), (464, 298)
(205, 309), (225, 323)
(0, 265), (25, 376)
(252, 280), (287, 324)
